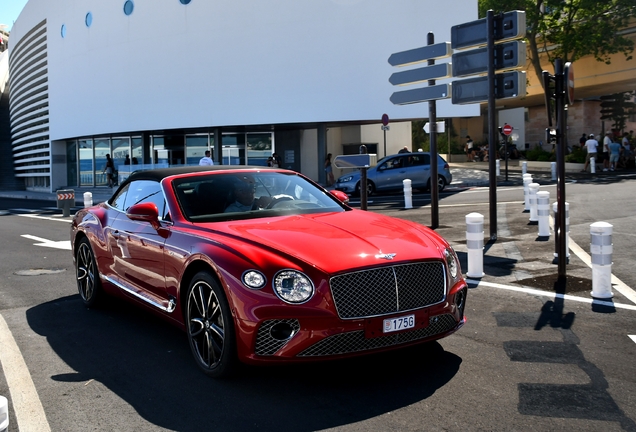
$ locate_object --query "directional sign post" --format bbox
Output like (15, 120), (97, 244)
(450, 10), (526, 241)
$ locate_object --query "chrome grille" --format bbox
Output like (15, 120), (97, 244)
(254, 319), (301, 356)
(297, 314), (457, 357)
(330, 262), (446, 319)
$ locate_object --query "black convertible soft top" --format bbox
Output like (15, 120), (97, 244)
(122, 165), (274, 183)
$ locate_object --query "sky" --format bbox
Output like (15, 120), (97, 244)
(0, 0), (29, 31)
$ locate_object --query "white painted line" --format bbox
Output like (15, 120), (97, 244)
(629, 335), (636, 344)
(0, 314), (51, 432)
(549, 216), (636, 305)
(18, 213), (73, 223)
(21, 235), (72, 250)
(467, 279), (636, 311)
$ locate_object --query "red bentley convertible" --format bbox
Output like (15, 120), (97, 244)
(71, 166), (467, 377)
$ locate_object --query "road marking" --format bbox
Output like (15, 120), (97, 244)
(0, 314), (51, 432)
(629, 335), (636, 344)
(468, 279), (636, 311)
(18, 213), (73, 224)
(21, 235), (72, 250)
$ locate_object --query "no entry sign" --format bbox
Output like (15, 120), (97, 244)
(502, 124), (513, 136)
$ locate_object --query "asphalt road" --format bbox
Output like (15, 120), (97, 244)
(0, 179), (634, 431)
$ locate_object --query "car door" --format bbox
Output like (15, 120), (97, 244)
(405, 153), (431, 189)
(108, 180), (171, 309)
(372, 156), (408, 191)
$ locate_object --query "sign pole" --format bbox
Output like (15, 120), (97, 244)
(555, 59), (567, 280)
(487, 10), (498, 241)
(428, 32), (439, 229)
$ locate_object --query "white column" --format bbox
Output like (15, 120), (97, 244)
(528, 183), (540, 223)
(590, 222), (613, 298)
(537, 191), (550, 237)
(465, 213), (485, 278)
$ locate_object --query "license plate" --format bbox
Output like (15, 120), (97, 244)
(383, 314), (415, 333)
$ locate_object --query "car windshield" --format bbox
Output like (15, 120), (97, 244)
(172, 171), (348, 222)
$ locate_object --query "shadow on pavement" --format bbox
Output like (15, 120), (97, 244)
(27, 295), (462, 431)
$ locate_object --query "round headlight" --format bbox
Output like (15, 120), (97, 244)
(242, 270), (266, 289)
(445, 248), (459, 279)
(273, 270), (314, 304)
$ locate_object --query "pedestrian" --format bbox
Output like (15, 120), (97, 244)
(102, 154), (115, 187)
(324, 153), (334, 186)
(602, 132), (612, 171)
(582, 134), (598, 172)
(124, 155), (130, 165)
(272, 152), (282, 168)
(578, 133), (587, 149)
(199, 150), (214, 166)
(398, 146), (410, 154)
(464, 136), (474, 162)
(608, 139), (621, 171)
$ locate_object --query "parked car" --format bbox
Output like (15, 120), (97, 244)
(334, 152), (452, 195)
(71, 166), (466, 377)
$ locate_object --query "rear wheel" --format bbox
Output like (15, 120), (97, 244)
(186, 271), (236, 378)
(427, 176), (446, 193)
(76, 237), (104, 307)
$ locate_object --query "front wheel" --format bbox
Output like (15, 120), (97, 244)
(76, 237), (104, 307)
(186, 271), (237, 378)
(355, 180), (375, 196)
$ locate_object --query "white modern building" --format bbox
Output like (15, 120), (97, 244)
(4, 0), (477, 192)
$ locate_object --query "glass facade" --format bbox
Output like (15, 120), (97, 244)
(67, 131), (275, 187)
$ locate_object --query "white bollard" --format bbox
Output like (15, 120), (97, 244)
(403, 179), (413, 209)
(465, 213), (485, 278)
(522, 160), (527, 175)
(0, 395), (8, 432)
(83, 191), (93, 208)
(590, 222), (613, 298)
(551, 162), (557, 181)
(523, 174), (533, 211)
(553, 202), (570, 259)
(496, 159), (501, 176)
(590, 156), (596, 174)
(537, 191), (551, 237)
(528, 183), (540, 223)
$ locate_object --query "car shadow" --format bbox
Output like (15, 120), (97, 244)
(27, 295), (462, 431)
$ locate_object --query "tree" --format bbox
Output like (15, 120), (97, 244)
(478, 0), (636, 88)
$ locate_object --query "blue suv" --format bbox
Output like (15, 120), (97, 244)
(335, 152), (452, 195)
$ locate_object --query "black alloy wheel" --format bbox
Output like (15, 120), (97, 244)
(355, 180), (375, 196)
(427, 175), (446, 193)
(76, 238), (104, 307)
(186, 272), (236, 378)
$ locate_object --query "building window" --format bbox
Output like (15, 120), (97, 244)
(61, 24), (67, 38)
(85, 12), (93, 27)
(123, 1), (134, 16)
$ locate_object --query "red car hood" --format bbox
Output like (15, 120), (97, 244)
(208, 210), (446, 274)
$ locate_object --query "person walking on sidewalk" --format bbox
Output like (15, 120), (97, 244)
(602, 132), (612, 171)
(465, 136), (475, 161)
(608, 139), (621, 171)
(582, 134), (598, 172)
(103, 154), (115, 188)
(199, 150), (214, 166)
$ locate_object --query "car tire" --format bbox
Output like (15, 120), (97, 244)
(355, 180), (375, 196)
(427, 176), (446, 193)
(75, 237), (104, 307)
(186, 271), (237, 378)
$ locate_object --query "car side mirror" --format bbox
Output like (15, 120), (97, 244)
(127, 202), (161, 229)
(329, 190), (350, 205)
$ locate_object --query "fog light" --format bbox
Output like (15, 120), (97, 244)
(270, 322), (297, 341)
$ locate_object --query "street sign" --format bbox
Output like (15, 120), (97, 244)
(452, 41), (525, 77)
(390, 83), (451, 105)
(423, 121), (446, 133)
(388, 42), (452, 67)
(333, 154), (377, 169)
(389, 63), (452, 86)
(502, 124), (513, 135)
(381, 113), (389, 126)
(452, 71), (525, 105)
(451, 11), (526, 50)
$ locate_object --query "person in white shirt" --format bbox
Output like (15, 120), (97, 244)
(602, 132), (612, 171)
(582, 134), (598, 172)
(199, 150), (214, 166)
